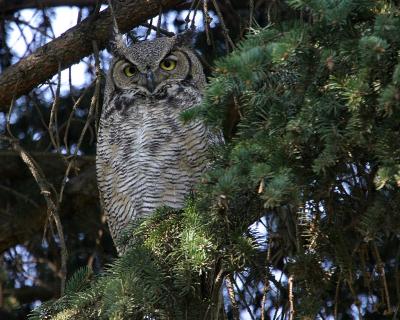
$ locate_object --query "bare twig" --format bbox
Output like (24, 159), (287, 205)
(145, 18), (154, 40)
(6, 99), (16, 139)
(0, 259), (3, 308)
(59, 41), (101, 203)
(41, 8), (57, 40)
(190, 2), (200, 30)
(48, 62), (62, 152)
(140, 22), (175, 36)
(288, 275), (295, 320)
(210, 0), (235, 51)
(249, 0), (254, 29)
(202, 0), (212, 46)
(261, 244), (271, 320)
(225, 274), (240, 320)
(394, 246), (400, 319)
(372, 241), (392, 314)
(156, 4), (162, 37)
(63, 80), (96, 154)
(12, 18), (38, 55)
(232, 273), (256, 320)
(184, 0), (198, 29)
(346, 272), (363, 320)
(106, 0), (119, 32)
(204, 266), (225, 320)
(334, 272), (341, 319)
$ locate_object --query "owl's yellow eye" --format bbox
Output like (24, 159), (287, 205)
(123, 65), (136, 77)
(160, 59), (176, 71)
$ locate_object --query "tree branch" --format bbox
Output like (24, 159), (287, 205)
(0, 0), (184, 110)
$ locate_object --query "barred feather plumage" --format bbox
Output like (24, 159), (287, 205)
(96, 36), (219, 252)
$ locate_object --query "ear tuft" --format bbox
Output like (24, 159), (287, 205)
(107, 26), (128, 57)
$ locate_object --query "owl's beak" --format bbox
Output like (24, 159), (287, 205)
(145, 70), (156, 93)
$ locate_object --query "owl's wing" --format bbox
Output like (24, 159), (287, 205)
(207, 127), (225, 147)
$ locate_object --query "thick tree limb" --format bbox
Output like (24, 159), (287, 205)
(0, 0), (184, 110)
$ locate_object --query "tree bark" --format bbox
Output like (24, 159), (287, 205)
(0, 0), (184, 110)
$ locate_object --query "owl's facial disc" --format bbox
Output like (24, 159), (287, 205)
(112, 50), (190, 94)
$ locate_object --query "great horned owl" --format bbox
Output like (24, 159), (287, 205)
(96, 34), (218, 252)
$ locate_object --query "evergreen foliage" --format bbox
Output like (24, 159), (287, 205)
(33, 0), (400, 318)
(30, 203), (225, 319)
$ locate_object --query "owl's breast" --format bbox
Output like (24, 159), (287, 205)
(96, 85), (214, 240)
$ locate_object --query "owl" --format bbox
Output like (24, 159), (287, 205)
(96, 34), (219, 253)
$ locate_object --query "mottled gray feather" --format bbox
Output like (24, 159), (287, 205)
(96, 35), (219, 253)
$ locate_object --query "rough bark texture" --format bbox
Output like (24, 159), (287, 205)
(0, 151), (96, 253)
(0, 0), (183, 110)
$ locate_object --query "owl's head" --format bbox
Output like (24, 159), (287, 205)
(107, 34), (205, 95)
